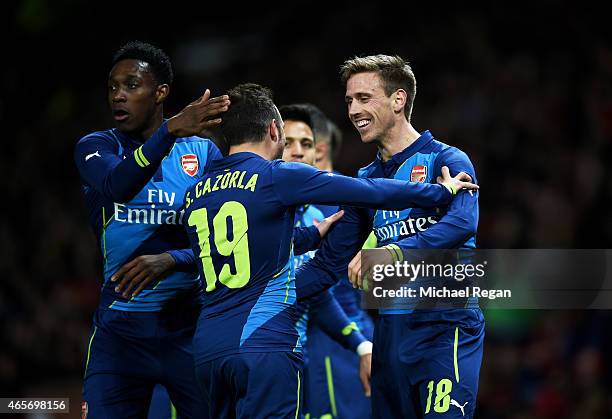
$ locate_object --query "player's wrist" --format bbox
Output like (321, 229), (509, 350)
(442, 183), (457, 196)
(357, 341), (373, 356)
(381, 244), (403, 263)
(164, 118), (179, 137)
(162, 252), (178, 268)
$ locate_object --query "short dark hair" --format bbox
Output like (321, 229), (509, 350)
(327, 119), (343, 160)
(111, 41), (174, 85)
(278, 104), (316, 142)
(340, 55), (416, 120)
(281, 103), (343, 160)
(221, 83), (279, 146)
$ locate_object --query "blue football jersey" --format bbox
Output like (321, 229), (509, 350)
(298, 130), (480, 313)
(360, 130), (478, 250)
(183, 152), (454, 363)
(292, 205), (367, 355)
(75, 124), (221, 311)
(293, 205), (324, 271)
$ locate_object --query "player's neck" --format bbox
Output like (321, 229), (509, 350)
(377, 121), (420, 162)
(134, 111), (164, 142)
(229, 142), (275, 160)
(316, 159), (333, 172)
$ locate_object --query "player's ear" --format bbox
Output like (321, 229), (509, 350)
(392, 89), (407, 114)
(269, 119), (280, 143)
(155, 84), (170, 104)
(315, 141), (328, 162)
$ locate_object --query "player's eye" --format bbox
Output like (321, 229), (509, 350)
(128, 83), (138, 89)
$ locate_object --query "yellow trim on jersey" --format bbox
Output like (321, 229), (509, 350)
(137, 146), (150, 166)
(325, 356), (338, 417)
(84, 326), (97, 377)
(362, 231), (378, 249)
(382, 244), (403, 263)
(454, 326), (460, 383)
(134, 148), (145, 167)
(293, 335), (301, 353)
(294, 371), (301, 419)
(341, 322), (359, 336)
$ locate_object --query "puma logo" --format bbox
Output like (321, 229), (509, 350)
(450, 399), (468, 416)
(85, 151), (101, 161)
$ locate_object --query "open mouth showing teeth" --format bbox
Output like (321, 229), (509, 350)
(356, 119), (371, 128)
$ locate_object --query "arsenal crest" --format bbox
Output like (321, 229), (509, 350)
(181, 154), (199, 177)
(410, 165), (427, 183)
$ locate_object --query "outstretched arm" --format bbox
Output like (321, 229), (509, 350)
(75, 90), (229, 203)
(272, 162), (477, 210)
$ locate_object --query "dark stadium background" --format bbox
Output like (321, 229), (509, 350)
(3, 2), (612, 418)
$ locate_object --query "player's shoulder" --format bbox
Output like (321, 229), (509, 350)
(271, 159), (316, 173)
(430, 137), (476, 179)
(431, 137), (472, 164)
(173, 135), (222, 167)
(76, 128), (118, 148)
(175, 134), (214, 145)
(173, 135), (217, 154)
(270, 160), (323, 187)
(357, 160), (378, 179)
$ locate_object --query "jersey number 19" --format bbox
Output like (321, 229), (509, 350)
(187, 201), (251, 292)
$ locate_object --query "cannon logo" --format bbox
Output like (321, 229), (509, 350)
(410, 165), (427, 183)
(181, 154), (199, 177)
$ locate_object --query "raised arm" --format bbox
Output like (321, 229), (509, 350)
(272, 161), (476, 210)
(74, 122), (176, 202)
(74, 91), (229, 202)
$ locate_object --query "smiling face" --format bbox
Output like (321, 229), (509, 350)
(345, 71), (397, 144)
(107, 59), (164, 136)
(282, 120), (315, 165)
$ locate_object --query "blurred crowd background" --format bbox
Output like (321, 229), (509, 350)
(2, 1), (612, 418)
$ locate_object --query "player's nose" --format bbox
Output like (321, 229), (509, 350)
(291, 144), (304, 157)
(112, 88), (127, 102)
(348, 101), (363, 119)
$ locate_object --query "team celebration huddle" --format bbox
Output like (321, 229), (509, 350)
(75, 41), (482, 419)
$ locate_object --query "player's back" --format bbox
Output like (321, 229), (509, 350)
(184, 151), (301, 364)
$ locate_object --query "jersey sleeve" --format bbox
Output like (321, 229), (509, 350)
(395, 148), (479, 250)
(271, 161), (452, 210)
(295, 205), (372, 300)
(308, 289), (367, 352)
(205, 141), (223, 169)
(166, 248), (198, 272)
(74, 121), (176, 203)
(293, 226), (321, 256)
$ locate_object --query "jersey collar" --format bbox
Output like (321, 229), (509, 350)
(208, 151), (263, 171)
(375, 130), (434, 172)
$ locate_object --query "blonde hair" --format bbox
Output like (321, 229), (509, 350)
(340, 55), (416, 120)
